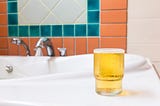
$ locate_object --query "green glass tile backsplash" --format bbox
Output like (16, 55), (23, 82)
(75, 24), (86, 36)
(8, 25), (18, 36)
(30, 26), (40, 37)
(88, 24), (99, 36)
(19, 26), (29, 37)
(41, 25), (51, 37)
(8, 14), (18, 25)
(52, 25), (62, 37)
(8, 2), (17, 13)
(88, 0), (99, 10)
(7, 0), (100, 37)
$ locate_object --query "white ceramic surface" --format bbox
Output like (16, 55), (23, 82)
(0, 54), (147, 79)
(50, 54), (148, 74)
(0, 54), (159, 106)
(0, 56), (50, 79)
(0, 60), (159, 106)
(0, 101), (36, 106)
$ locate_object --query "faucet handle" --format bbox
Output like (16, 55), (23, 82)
(57, 48), (66, 56)
(11, 38), (22, 45)
(35, 47), (43, 56)
(35, 37), (54, 56)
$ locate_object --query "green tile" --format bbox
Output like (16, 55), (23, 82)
(63, 25), (74, 37)
(75, 24), (86, 36)
(8, 2), (17, 13)
(30, 26), (40, 37)
(52, 25), (62, 37)
(41, 25), (51, 37)
(8, 14), (18, 25)
(8, 0), (17, 1)
(8, 25), (18, 37)
(19, 26), (29, 37)
(88, 24), (99, 36)
(88, 11), (99, 23)
(88, 0), (99, 10)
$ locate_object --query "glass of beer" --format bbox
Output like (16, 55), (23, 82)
(94, 48), (124, 96)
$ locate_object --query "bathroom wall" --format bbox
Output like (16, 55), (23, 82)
(0, 0), (127, 56)
(128, 0), (160, 61)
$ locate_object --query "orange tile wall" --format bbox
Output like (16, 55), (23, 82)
(0, 0), (127, 56)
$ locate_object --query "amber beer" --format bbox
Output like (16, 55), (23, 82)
(94, 48), (124, 96)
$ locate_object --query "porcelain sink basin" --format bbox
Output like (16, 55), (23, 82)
(0, 54), (159, 106)
(0, 54), (148, 80)
(0, 56), (50, 79)
(49, 54), (148, 74)
(0, 101), (37, 106)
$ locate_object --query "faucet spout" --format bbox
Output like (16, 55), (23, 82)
(35, 37), (54, 56)
(11, 38), (30, 56)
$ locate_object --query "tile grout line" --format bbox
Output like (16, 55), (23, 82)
(99, 0), (101, 48)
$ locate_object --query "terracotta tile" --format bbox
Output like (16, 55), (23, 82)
(100, 37), (127, 50)
(88, 38), (99, 54)
(0, 2), (6, 13)
(63, 38), (75, 56)
(0, 25), (8, 37)
(101, 24), (127, 37)
(8, 38), (19, 55)
(51, 38), (63, 56)
(19, 38), (29, 56)
(101, 10), (127, 23)
(75, 38), (87, 55)
(101, 0), (127, 10)
(0, 0), (6, 2)
(0, 49), (8, 55)
(0, 14), (7, 25)
(0, 37), (8, 48)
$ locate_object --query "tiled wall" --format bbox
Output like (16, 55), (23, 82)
(0, 0), (127, 56)
(128, 0), (160, 61)
(8, 0), (99, 37)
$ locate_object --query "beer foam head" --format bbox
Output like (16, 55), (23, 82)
(94, 48), (125, 53)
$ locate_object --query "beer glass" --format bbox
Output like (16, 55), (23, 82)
(94, 48), (124, 96)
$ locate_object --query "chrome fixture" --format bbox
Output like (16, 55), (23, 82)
(58, 48), (66, 56)
(35, 37), (54, 56)
(5, 65), (13, 73)
(11, 38), (30, 56)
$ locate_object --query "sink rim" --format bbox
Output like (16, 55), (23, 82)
(0, 54), (149, 82)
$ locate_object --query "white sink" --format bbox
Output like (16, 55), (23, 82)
(50, 54), (148, 74)
(0, 101), (37, 106)
(0, 56), (50, 79)
(0, 54), (159, 106)
(0, 54), (146, 79)
(0, 54), (148, 80)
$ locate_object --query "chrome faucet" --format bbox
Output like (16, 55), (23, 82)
(35, 37), (54, 56)
(58, 48), (66, 56)
(11, 38), (30, 56)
